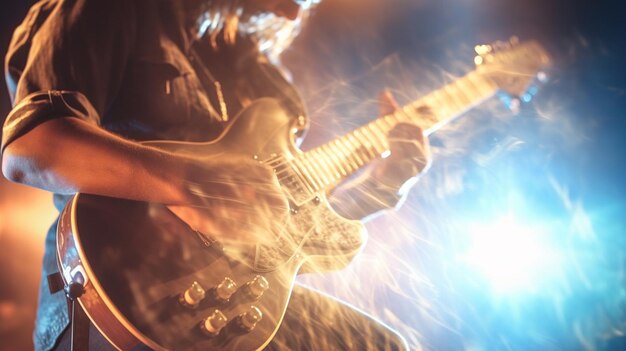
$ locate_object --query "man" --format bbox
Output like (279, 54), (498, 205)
(1, 0), (430, 350)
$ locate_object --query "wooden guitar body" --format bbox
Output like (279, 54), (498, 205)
(57, 98), (366, 351)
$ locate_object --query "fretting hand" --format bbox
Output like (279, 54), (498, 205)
(366, 91), (432, 206)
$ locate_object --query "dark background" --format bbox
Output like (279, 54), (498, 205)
(2, 0), (626, 350)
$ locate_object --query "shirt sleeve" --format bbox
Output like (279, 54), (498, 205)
(2, 0), (136, 152)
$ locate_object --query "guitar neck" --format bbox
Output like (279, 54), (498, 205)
(290, 70), (499, 192)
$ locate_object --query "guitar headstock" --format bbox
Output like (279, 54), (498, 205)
(475, 37), (551, 111)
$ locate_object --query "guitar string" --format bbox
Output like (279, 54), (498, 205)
(267, 71), (494, 194)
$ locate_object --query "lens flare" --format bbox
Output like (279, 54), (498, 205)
(463, 216), (560, 294)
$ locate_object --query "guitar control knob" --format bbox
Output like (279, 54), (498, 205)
(201, 310), (228, 337)
(239, 306), (263, 331)
(215, 277), (237, 302)
(179, 281), (206, 308)
(245, 275), (269, 299)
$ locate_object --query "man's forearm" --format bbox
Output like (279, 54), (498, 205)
(2, 117), (191, 205)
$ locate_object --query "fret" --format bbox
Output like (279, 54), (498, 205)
(303, 152), (328, 189)
(465, 73), (487, 98)
(358, 125), (384, 156)
(448, 82), (470, 111)
(449, 80), (472, 107)
(352, 129), (377, 160)
(334, 139), (359, 172)
(462, 77), (482, 105)
(417, 102), (441, 126)
(355, 126), (377, 156)
(392, 106), (410, 122)
(364, 123), (388, 152)
(420, 92), (440, 120)
(377, 114), (396, 132)
(321, 144), (343, 183)
(440, 83), (464, 115)
(435, 87), (461, 132)
(459, 75), (481, 96)
(468, 75), (490, 102)
(337, 148), (355, 175)
(311, 147), (335, 188)
(331, 140), (353, 175)
(354, 144), (375, 166)
(457, 77), (480, 107)
(369, 120), (390, 140)
(432, 88), (453, 118)
(316, 151), (341, 188)
(306, 148), (331, 189)
(324, 143), (348, 177)
(399, 104), (420, 125)
(374, 118), (395, 146)
(464, 72), (481, 94)
(344, 133), (367, 167)
(450, 80), (469, 108)
(331, 139), (356, 173)
(385, 110), (402, 126)
(467, 72), (496, 98)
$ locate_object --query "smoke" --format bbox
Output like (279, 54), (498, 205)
(284, 19), (626, 349)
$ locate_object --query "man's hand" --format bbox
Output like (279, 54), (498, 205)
(172, 156), (290, 242)
(367, 91), (432, 205)
(329, 91), (433, 220)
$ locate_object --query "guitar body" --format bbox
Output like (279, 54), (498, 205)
(57, 98), (366, 351)
(57, 39), (551, 350)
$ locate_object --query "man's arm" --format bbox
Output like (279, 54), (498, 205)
(1, 117), (282, 208)
(2, 117), (189, 204)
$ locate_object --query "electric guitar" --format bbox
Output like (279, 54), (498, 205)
(57, 39), (551, 351)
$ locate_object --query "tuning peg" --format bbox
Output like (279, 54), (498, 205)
(474, 44), (494, 67)
(474, 44), (492, 56)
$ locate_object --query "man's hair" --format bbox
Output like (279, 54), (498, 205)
(196, 0), (319, 63)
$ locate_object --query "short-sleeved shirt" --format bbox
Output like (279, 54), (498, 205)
(2, 1), (304, 350)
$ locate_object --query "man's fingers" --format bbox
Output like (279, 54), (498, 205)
(378, 90), (400, 116)
(388, 123), (429, 153)
(386, 122), (431, 173)
(388, 122), (423, 140)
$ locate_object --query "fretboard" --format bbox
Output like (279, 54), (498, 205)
(289, 70), (499, 193)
